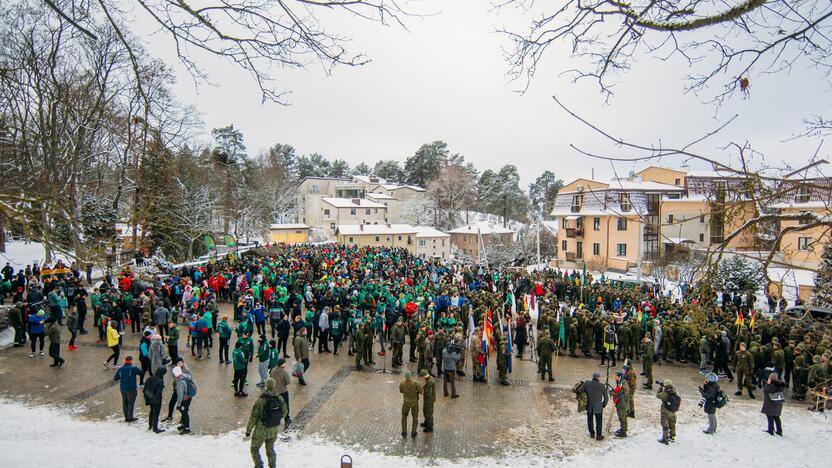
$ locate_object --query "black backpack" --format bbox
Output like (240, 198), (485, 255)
(714, 390), (728, 409)
(261, 395), (284, 428)
(664, 392), (681, 412)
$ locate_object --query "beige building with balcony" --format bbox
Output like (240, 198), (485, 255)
(319, 198), (388, 238)
(335, 224), (417, 253)
(448, 222), (515, 261)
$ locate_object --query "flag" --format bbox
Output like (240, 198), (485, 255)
(485, 310), (494, 352)
(558, 313), (566, 344)
(750, 309), (757, 331)
(467, 311), (475, 348)
(636, 303), (643, 323)
(506, 319), (513, 374)
(582, 262), (587, 285)
(481, 321), (489, 376)
(510, 291), (517, 319)
(735, 309), (744, 326)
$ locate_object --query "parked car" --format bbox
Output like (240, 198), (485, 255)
(784, 305), (832, 321)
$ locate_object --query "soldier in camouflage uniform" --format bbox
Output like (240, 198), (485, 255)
(245, 378), (288, 468)
(641, 337), (654, 390)
(420, 369), (436, 432)
(400, 371), (422, 437)
(581, 314), (594, 357)
(613, 373), (631, 438)
(391, 318), (406, 367)
(734, 342), (756, 399)
(497, 336), (510, 385)
(625, 363), (637, 417)
(354, 323), (366, 370)
(656, 379), (679, 444)
(470, 327), (485, 382)
(568, 320), (578, 357)
(537, 327), (556, 382)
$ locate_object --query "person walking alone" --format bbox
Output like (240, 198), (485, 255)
(762, 372), (786, 436)
(45, 317), (65, 367)
(700, 372), (721, 434)
(578, 372), (608, 441)
(245, 378), (287, 468)
(114, 356), (142, 422)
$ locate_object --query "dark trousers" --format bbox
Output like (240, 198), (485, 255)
(48, 343), (64, 365)
(219, 338), (230, 362)
(586, 411), (603, 436)
(168, 344), (179, 363)
(69, 330), (77, 347)
(139, 356), (151, 385)
(30, 332), (44, 353)
(166, 389), (178, 419)
(13, 325), (25, 345)
(234, 368), (247, 393)
(443, 370), (457, 397)
(256, 321), (266, 336)
(333, 335), (341, 354)
(714, 357), (733, 379)
(270, 319), (279, 338)
(766, 415), (782, 434)
(318, 330), (329, 352)
(280, 391), (290, 419)
(78, 311), (86, 332)
(121, 390), (137, 420)
(148, 403), (161, 430)
(278, 335), (289, 357)
(107, 345), (120, 364)
(179, 398), (191, 429)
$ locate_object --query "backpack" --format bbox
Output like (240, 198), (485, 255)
(260, 395), (284, 428)
(185, 379), (198, 398)
(714, 390), (728, 409)
(664, 392), (681, 412)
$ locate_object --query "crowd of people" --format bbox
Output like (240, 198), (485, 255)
(2, 243), (831, 464)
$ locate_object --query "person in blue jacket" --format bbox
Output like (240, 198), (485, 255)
(114, 356), (143, 422)
(251, 302), (267, 337)
(28, 309), (47, 357)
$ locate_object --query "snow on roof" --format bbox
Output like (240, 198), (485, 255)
(541, 220), (559, 236)
(269, 223), (309, 230)
(413, 226), (450, 238)
(352, 175), (387, 185)
(377, 184), (426, 192)
(770, 201), (831, 210)
(447, 222), (514, 235)
(560, 178), (684, 194)
(366, 192), (396, 200)
(663, 237), (693, 245)
(550, 209), (642, 217)
(321, 197), (386, 209)
(336, 224), (418, 235)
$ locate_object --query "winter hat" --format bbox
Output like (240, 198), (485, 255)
(277, 358), (286, 367)
(592, 372), (600, 380)
(265, 378), (276, 391)
(404, 371), (412, 379)
(172, 366), (183, 378)
(419, 369), (429, 377)
(706, 372), (718, 383)
(124, 356), (133, 364)
(37, 309), (45, 317)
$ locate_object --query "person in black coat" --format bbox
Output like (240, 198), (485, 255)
(699, 372), (720, 434)
(761, 372), (785, 436)
(578, 372), (609, 440)
(143, 367), (167, 433)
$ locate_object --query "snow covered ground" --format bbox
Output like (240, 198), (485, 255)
(0, 241), (71, 270)
(0, 398), (829, 468)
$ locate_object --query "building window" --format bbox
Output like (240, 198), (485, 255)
(323, 209), (330, 216)
(798, 237), (811, 250)
(667, 214), (674, 224)
(330, 223), (335, 230)
(700, 215), (705, 223)
(620, 193), (631, 212)
(674, 178), (681, 186)
(419, 239), (426, 247)
(562, 218), (569, 229)
(592, 243), (600, 256)
(576, 241), (583, 257)
(617, 217), (627, 231)
(571, 194), (583, 212)
(593, 217), (600, 230)
(796, 185), (811, 203)
(616, 243), (627, 257)
(375, 208), (379, 213)
(576, 217), (583, 229)
(350, 208), (356, 215)
(366, 208), (372, 215)
(398, 235), (402, 241)
(348, 237), (354, 242)
(562, 240), (567, 251)
(699, 233), (704, 242)
(310, 184), (318, 193)
(386, 236), (391, 241)
(302, 218), (306, 224)
(375, 236), (380, 242)
(441, 239), (445, 246)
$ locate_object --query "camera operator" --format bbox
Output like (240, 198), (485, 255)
(442, 342), (461, 398)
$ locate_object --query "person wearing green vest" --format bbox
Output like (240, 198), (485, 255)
(218, 316), (233, 364)
(232, 341), (249, 397)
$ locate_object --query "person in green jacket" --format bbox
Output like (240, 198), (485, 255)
(167, 320), (180, 362)
(420, 369), (436, 433)
(330, 314), (344, 356)
(246, 378), (287, 468)
(257, 335), (271, 387)
(232, 341), (249, 397)
(218, 316), (232, 364)
(268, 339), (280, 371)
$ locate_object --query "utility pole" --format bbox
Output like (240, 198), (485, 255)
(636, 219), (644, 282)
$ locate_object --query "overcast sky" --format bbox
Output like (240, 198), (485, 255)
(140, 1), (828, 188)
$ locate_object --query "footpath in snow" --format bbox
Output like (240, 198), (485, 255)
(0, 398), (829, 467)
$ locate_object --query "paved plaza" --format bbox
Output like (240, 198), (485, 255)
(0, 303), (799, 460)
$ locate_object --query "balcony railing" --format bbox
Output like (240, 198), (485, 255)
(565, 227), (584, 238)
(565, 252), (577, 261)
(570, 205), (581, 213)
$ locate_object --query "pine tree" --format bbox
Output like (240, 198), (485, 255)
(812, 241), (832, 307)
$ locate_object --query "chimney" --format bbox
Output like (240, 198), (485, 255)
(370, 176), (379, 183)
(352, 198), (360, 205)
(359, 225), (363, 231)
(387, 223), (391, 228)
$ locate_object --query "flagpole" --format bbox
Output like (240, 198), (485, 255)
(553, 334), (561, 383)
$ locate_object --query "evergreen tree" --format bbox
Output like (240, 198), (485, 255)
(374, 159), (405, 182)
(528, 170), (564, 219)
(404, 141), (451, 187)
(352, 162), (372, 176)
(716, 256), (763, 294)
(329, 158), (351, 177)
(812, 241), (832, 307)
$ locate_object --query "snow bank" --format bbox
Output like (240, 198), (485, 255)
(0, 398), (829, 468)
